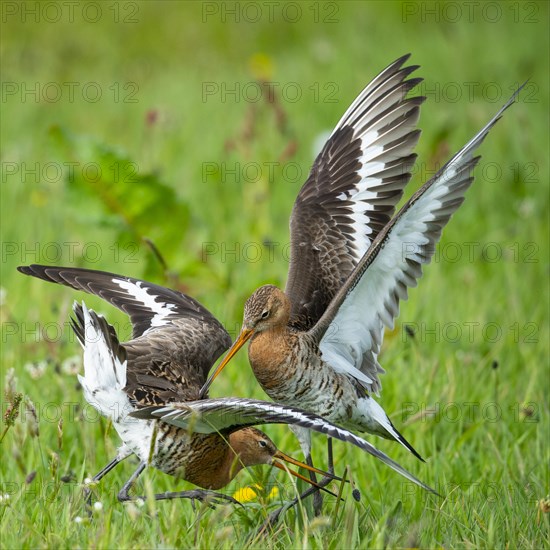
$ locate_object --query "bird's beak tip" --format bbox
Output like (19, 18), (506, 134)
(200, 328), (254, 396)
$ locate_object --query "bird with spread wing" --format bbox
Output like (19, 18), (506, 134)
(18, 265), (436, 514)
(200, 55), (525, 509)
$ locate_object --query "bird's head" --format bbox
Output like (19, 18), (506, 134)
(228, 427), (340, 489)
(229, 427), (278, 466)
(199, 285), (290, 398)
(242, 285), (290, 333)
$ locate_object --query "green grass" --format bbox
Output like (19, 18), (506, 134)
(1, 1), (548, 548)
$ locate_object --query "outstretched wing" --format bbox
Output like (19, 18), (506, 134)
(18, 264), (231, 343)
(310, 84), (525, 393)
(132, 397), (438, 494)
(19, 264), (233, 401)
(286, 54), (425, 330)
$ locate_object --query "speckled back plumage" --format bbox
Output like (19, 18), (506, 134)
(18, 264), (231, 407)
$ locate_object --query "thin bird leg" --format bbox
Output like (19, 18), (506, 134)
(326, 438), (334, 475)
(255, 465), (345, 537)
(253, 440), (343, 537)
(325, 439), (360, 501)
(254, 457), (336, 535)
(117, 462), (241, 509)
(254, 483), (328, 538)
(117, 461), (147, 502)
(306, 453), (324, 516)
(153, 489), (241, 510)
(84, 454), (130, 508)
(300, 438), (337, 516)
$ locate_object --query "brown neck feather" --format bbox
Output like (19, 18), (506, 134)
(249, 326), (294, 389)
(221, 436), (246, 485)
(178, 433), (245, 490)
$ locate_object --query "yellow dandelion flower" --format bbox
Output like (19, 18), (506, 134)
(233, 485), (259, 503)
(232, 484), (280, 503)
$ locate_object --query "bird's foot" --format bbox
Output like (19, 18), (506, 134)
(312, 473), (336, 515)
(312, 488), (323, 516)
(118, 488), (242, 510)
(182, 489), (243, 511)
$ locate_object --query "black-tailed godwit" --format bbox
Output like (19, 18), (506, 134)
(200, 58), (525, 506)
(18, 265), (435, 512)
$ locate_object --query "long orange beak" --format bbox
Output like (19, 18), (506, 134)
(199, 328), (254, 398)
(273, 450), (341, 481)
(272, 451), (341, 497)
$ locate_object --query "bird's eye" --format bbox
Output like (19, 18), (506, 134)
(261, 310), (269, 319)
(258, 440), (267, 448)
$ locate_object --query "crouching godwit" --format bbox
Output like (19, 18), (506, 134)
(200, 60), (526, 504)
(18, 265), (435, 514)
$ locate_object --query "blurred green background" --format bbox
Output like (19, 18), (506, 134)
(1, 1), (548, 547)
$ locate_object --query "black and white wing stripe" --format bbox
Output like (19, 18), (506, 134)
(17, 264), (231, 344)
(311, 84), (525, 393)
(132, 397), (438, 494)
(286, 54), (425, 330)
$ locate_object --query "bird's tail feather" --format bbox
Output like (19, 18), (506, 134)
(386, 419), (424, 462)
(72, 301), (130, 422)
(359, 396), (424, 461)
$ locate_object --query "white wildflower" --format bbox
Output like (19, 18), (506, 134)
(61, 355), (82, 375)
(24, 361), (47, 380)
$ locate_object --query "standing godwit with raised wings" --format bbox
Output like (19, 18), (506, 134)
(18, 265), (435, 513)
(199, 54), (427, 462)
(200, 57), (525, 506)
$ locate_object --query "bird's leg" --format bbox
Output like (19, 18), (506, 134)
(326, 438), (334, 476)
(84, 453), (130, 509)
(152, 489), (241, 510)
(254, 483), (326, 537)
(306, 438), (340, 515)
(305, 454), (324, 516)
(254, 447), (338, 536)
(117, 461), (147, 502)
(117, 463), (240, 509)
